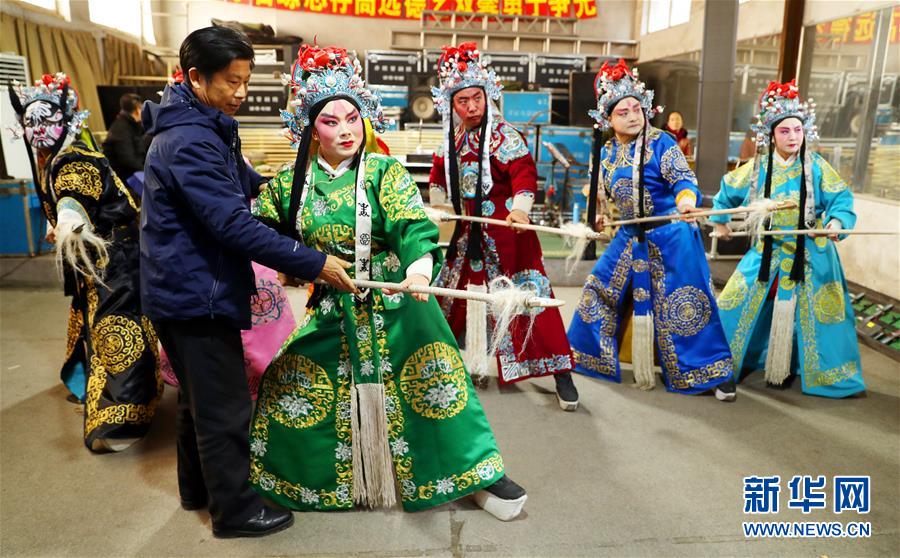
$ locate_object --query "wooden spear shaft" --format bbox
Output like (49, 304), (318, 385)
(353, 279), (566, 309)
(713, 229), (900, 238)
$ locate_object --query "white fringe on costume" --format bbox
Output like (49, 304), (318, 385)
(764, 295), (797, 386)
(465, 284), (491, 387)
(54, 208), (109, 287)
(350, 382), (396, 508)
(486, 276), (538, 359)
(562, 222), (594, 275)
(631, 313), (656, 390)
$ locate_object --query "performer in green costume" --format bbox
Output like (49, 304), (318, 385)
(248, 45), (526, 520)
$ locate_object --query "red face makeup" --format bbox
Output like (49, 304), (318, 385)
(609, 96), (645, 139)
(452, 87), (486, 130)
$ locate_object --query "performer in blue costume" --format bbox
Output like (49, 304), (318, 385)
(710, 80), (865, 398)
(567, 60), (736, 401)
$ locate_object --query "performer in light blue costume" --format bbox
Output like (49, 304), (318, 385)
(710, 79), (865, 398)
(568, 60), (736, 400)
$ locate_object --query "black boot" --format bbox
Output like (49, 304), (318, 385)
(554, 372), (579, 411)
(473, 475), (527, 521)
(715, 378), (737, 402)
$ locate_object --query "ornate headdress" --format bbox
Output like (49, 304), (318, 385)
(8, 72), (89, 139)
(430, 42), (501, 263)
(431, 42), (502, 119)
(750, 79), (818, 146)
(746, 79), (818, 288)
(281, 45), (385, 148)
(589, 59), (661, 131)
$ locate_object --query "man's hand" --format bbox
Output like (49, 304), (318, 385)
(678, 205), (704, 223)
(45, 227), (56, 244)
(594, 214), (610, 232)
(505, 209), (530, 233)
(713, 222), (732, 240)
(316, 255), (358, 293)
(382, 274), (430, 302)
(812, 219), (841, 242)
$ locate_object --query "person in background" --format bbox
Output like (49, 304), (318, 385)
(140, 26), (355, 539)
(664, 110), (693, 158)
(102, 93), (148, 185)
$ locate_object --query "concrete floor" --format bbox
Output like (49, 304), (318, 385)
(1, 286), (898, 557)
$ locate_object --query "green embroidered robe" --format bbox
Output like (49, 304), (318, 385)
(249, 153), (505, 511)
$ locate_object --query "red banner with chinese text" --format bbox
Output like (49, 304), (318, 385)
(815, 9), (900, 45)
(225, 0), (598, 20)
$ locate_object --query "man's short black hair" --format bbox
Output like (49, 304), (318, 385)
(179, 26), (255, 80)
(119, 93), (142, 113)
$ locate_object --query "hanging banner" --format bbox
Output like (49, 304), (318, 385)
(225, 0), (598, 20)
(815, 9), (900, 45)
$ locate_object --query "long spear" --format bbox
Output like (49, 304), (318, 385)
(352, 279), (565, 309)
(712, 228), (899, 238)
(425, 207), (608, 242)
(608, 199), (798, 227)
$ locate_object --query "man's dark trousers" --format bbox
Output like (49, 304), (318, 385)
(155, 317), (264, 527)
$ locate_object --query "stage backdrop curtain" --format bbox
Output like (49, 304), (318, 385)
(1, 13), (163, 133)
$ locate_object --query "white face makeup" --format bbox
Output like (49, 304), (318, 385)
(23, 101), (66, 149)
(772, 117), (805, 157)
(314, 99), (364, 167)
(609, 96), (645, 139)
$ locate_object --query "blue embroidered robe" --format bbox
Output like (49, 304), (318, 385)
(567, 128), (734, 394)
(710, 153), (865, 398)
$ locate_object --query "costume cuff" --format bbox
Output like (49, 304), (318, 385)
(429, 185), (447, 205)
(511, 192), (535, 214)
(826, 217), (843, 230)
(675, 190), (697, 211)
(406, 253), (433, 282)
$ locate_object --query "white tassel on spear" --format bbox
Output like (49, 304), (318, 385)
(352, 278), (564, 310)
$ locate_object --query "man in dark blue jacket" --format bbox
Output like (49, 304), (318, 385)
(141, 26), (355, 539)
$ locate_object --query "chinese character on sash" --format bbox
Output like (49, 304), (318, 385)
(787, 475), (827, 514)
(834, 476), (870, 514)
(743, 475), (781, 514)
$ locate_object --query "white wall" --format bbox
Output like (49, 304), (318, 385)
(636, 0), (785, 63)
(837, 195), (900, 300)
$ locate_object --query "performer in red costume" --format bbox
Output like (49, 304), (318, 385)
(428, 42), (579, 411)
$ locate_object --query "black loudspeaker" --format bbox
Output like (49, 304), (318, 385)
(569, 71), (597, 128)
(405, 73), (440, 123)
(97, 85), (163, 129)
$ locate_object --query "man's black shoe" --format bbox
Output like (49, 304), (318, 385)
(212, 506), (294, 539)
